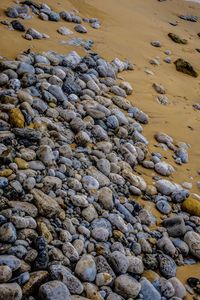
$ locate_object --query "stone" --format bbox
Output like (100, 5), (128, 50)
(160, 278), (175, 298)
(37, 145), (54, 166)
(156, 179), (177, 195)
(49, 264), (83, 295)
(184, 231), (200, 259)
(22, 271), (49, 296)
(98, 187), (114, 210)
(128, 256), (144, 274)
(156, 199), (171, 214)
(0, 255), (21, 271)
(82, 175), (100, 191)
(158, 254), (176, 279)
(152, 83), (166, 94)
(140, 278), (161, 300)
(168, 33), (187, 44)
(168, 277), (186, 298)
(0, 222), (17, 243)
(26, 28), (43, 39)
(96, 272), (113, 286)
(39, 280), (71, 300)
(11, 20), (26, 32)
(8, 201), (38, 217)
(75, 255), (97, 282)
(155, 162), (174, 176)
(179, 15), (198, 22)
(114, 274), (141, 298)
(109, 251), (129, 274)
(163, 216), (186, 237)
(57, 27), (73, 35)
(0, 266), (12, 283)
(31, 188), (61, 217)
(0, 283), (22, 300)
(9, 108), (25, 128)
(14, 157), (29, 169)
(182, 198), (200, 217)
(174, 58), (198, 78)
(74, 24), (87, 33)
(151, 41), (162, 47)
(0, 177), (8, 189)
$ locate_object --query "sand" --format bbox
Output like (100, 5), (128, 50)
(0, 0), (200, 298)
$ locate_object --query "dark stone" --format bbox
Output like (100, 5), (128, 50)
(174, 58), (198, 78)
(12, 128), (41, 141)
(163, 216), (186, 237)
(11, 20), (26, 32)
(179, 15), (198, 22)
(168, 33), (187, 44)
(62, 78), (82, 96)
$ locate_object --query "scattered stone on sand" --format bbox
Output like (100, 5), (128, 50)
(168, 33), (188, 44)
(174, 58), (198, 78)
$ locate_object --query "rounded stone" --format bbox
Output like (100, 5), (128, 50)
(114, 274), (141, 298)
(39, 280), (71, 300)
(75, 255), (97, 282)
(0, 266), (12, 283)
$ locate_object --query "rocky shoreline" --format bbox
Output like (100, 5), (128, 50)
(0, 1), (200, 300)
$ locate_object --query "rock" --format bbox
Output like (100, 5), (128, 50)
(158, 254), (176, 279)
(156, 200), (171, 214)
(119, 81), (133, 95)
(0, 255), (21, 271)
(82, 175), (99, 191)
(96, 272), (113, 286)
(156, 179), (177, 195)
(8, 201), (38, 217)
(71, 194), (88, 207)
(75, 131), (91, 146)
(0, 266), (12, 283)
(31, 188), (61, 217)
(168, 277), (186, 298)
(109, 251), (129, 274)
(184, 231), (200, 259)
(75, 255), (97, 282)
(11, 20), (25, 32)
(160, 278), (175, 298)
(57, 27), (73, 35)
(37, 145), (54, 166)
(168, 33), (187, 44)
(98, 187), (114, 210)
(182, 198), (200, 217)
(174, 58), (198, 78)
(0, 223), (17, 243)
(26, 28), (43, 39)
(152, 83), (166, 94)
(49, 265), (83, 295)
(9, 108), (25, 128)
(87, 166), (110, 187)
(22, 271), (49, 296)
(155, 162), (174, 176)
(74, 24), (87, 33)
(128, 256), (144, 274)
(0, 74), (9, 86)
(6, 7), (19, 18)
(114, 274), (141, 298)
(151, 41), (162, 47)
(0, 177), (8, 189)
(163, 216), (186, 237)
(179, 15), (198, 22)
(157, 236), (177, 257)
(140, 278), (161, 300)
(175, 147), (188, 163)
(0, 283), (22, 300)
(39, 280), (71, 300)
(15, 157), (29, 169)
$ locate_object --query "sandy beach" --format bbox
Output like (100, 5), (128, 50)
(0, 0), (200, 299)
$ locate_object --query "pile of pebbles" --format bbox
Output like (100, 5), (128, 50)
(0, 48), (199, 300)
(3, 1), (100, 46)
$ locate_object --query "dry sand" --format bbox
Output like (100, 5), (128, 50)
(0, 0), (200, 298)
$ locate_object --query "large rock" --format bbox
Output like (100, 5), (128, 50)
(39, 280), (71, 300)
(0, 255), (21, 271)
(114, 274), (141, 298)
(156, 180), (177, 195)
(184, 231), (200, 259)
(31, 188), (61, 217)
(163, 216), (186, 237)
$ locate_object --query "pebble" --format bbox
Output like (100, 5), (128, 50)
(0, 266), (12, 283)
(39, 281), (71, 300)
(75, 255), (97, 282)
(0, 283), (22, 300)
(140, 277), (161, 300)
(114, 274), (141, 298)
(184, 231), (200, 259)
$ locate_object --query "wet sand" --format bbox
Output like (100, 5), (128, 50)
(0, 0), (200, 298)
